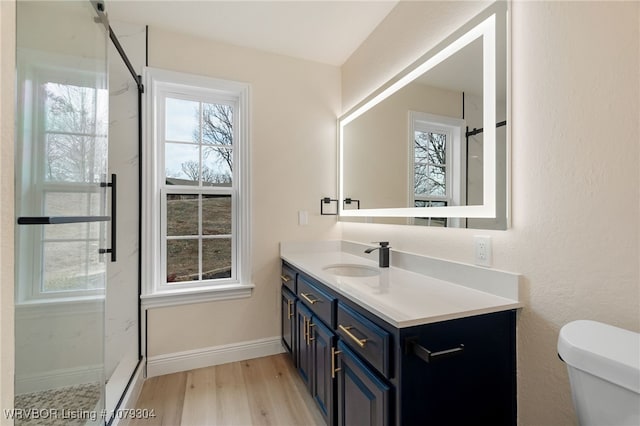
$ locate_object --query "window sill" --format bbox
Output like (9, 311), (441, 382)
(16, 296), (104, 318)
(141, 283), (254, 309)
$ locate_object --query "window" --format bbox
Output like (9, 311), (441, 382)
(143, 68), (252, 306)
(413, 124), (451, 204)
(16, 62), (109, 302)
(409, 111), (465, 227)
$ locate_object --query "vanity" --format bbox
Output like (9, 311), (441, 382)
(280, 241), (521, 426)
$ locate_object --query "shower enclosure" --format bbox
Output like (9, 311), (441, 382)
(15, 1), (140, 424)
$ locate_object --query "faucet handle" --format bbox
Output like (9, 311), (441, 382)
(372, 241), (390, 248)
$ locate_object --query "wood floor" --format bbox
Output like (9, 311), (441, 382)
(124, 354), (324, 426)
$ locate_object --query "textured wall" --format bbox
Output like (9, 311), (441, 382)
(341, 1), (640, 425)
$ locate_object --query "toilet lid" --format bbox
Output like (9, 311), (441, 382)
(558, 320), (640, 393)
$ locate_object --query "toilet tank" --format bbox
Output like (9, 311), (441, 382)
(558, 320), (640, 426)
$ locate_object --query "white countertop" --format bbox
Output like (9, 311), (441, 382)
(281, 241), (522, 328)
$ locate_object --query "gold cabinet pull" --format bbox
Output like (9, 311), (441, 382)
(331, 347), (342, 379)
(300, 292), (319, 305)
(287, 299), (293, 319)
(303, 316), (308, 342)
(338, 324), (368, 348)
(308, 323), (316, 344)
(281, 274), (292, 283)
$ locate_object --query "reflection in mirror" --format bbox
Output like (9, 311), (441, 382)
(339, 2), (508, 229)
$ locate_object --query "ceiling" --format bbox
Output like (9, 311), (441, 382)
(107, 0), (398, 66)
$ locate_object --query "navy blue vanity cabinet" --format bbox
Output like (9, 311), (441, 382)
(397, 310), (516, 426)
(295, 272), (338, 425)
(281, 286), (296, 358)
(336, 341), (390, 426)
(281, 261), (517, 426)
(296, 301), (314, 389)
(281, 265), (297, 363)
(310, 319), (337, 425)
(281, 264), (296, 293)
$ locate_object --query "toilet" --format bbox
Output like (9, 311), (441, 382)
(558, 320), (640, 426)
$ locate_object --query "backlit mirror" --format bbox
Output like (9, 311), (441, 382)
(339, 2), (508, 229)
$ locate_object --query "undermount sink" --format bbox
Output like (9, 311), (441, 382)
(322, 263), (380, 277)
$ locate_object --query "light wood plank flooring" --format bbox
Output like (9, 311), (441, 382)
(124, 354), (324, 426)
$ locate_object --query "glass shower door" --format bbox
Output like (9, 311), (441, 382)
(15, 1), (109, 424)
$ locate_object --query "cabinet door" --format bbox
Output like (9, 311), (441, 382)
(281, 287), (296, 360)
(296, 301), (313, 389)
(310, 319), (336, 426)
(336, 341), (390, 426)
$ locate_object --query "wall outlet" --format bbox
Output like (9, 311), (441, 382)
(474, 235), (492, 267)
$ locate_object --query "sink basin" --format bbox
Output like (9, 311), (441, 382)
(322, 263), (380, 277)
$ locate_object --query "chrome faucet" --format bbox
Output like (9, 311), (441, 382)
(365, 242), (390, 268)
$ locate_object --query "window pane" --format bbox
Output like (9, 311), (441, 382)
(428, 166), (446, 196)
(202, 147), (232, 185)
(165, 97), (199, 142)
(414, 200), (447, 208)
(44, 192), (101, 239)
(45, 134), (106, 183)
(202, 195), (231, 235)
(166, 194), (198, 236)
(415, 131), (429, 162)
(166, 239), (199, 282)
(96, 88), (109, 136)
(414, 163), (428, 194)
(44, 191), (100, 215)
(202, 238), (232, 279)
(428, 132), (447, 165)
(165, 143), (199, 185)
(44, 82), (96, 134)
(43, 241), (104, 292)
(202, 103), (233, 147)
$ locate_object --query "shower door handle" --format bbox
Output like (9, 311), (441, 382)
(99, 173), (117, 262)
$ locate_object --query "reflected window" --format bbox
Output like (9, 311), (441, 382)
(414, 128), (449, 200)
(412, 119), (453, 207)
(410, 111), (466, 228)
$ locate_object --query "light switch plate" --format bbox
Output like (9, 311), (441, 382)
(298, 210), (309, 226)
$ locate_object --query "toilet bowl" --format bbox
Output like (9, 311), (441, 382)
(558, 320), (640, 426)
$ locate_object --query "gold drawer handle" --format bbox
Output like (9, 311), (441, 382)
(339, 324), (368, 348)
(281, 274), (292, 283)
(331, 347), (342, 379)
(300, 292), (319, 305)
(287, 299), (293, 319)
(308, 323), (316, 344)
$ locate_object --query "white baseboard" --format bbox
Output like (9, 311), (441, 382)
(146, 336), (284, 378)
(15, 365), (103, 395)
(108, 360), (145, 426)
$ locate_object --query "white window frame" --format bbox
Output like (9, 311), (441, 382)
(408, 111), (466, 227)
(16, 50), (109, 304)
(142, 67), (253, 308)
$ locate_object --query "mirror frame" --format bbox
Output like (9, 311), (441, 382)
(338, 2), (508, 220)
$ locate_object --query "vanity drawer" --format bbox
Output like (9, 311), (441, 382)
(281, 264), (296, 293)
(297, 275), (335, 327)
(337, 302), (390, 378)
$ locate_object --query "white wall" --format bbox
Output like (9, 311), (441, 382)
(341, 1), (640, 425)
(145, 27), (341, 358)
(0, 0), (15, 421)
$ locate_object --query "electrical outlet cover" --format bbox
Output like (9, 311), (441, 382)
(474, 235), (492, 267)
